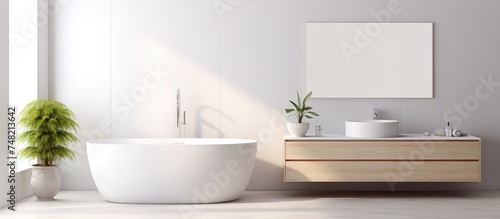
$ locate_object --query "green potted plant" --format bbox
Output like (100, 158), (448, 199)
(285, 91), (319, 137)
(17, 99), (79, 201)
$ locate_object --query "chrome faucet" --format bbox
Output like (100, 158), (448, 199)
(176, 89), (186, 138)
(373, 108), (379, 119)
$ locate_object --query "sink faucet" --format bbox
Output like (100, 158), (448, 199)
(176, 89), (186, 138)
(373, 108), (379, 119)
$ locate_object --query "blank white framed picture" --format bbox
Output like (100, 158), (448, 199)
(306, 23), (433, 98)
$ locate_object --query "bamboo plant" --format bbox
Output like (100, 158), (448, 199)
(17, 99), (79, 166)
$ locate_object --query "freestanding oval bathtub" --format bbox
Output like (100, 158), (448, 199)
(87, 138), (257, 204)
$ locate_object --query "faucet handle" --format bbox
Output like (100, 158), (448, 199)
(182, 111), (186, 125)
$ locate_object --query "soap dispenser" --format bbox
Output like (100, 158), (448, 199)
(445, 122), (452, 137)
(315, 125), (323, 137)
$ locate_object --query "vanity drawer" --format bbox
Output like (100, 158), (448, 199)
(285, 161), (480, 182)
(285, 140), (480, 160)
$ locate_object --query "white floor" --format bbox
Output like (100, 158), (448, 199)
(1, 191), (500, 219)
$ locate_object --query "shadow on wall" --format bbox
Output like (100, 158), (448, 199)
(195, 106), (235, 138)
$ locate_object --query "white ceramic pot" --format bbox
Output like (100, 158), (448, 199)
(287, 122), (310, 137)
(31, 166), (61, 201)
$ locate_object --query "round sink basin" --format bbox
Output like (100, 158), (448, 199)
(345, 120), (399, 138)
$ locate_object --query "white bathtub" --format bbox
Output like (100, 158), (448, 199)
(87, 138), (257, 204)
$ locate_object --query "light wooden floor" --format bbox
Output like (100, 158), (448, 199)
(1, 191), (500, 218)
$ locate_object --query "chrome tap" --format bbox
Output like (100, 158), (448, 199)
(176, 89), (186, 138)
(373, 108), (379, 119)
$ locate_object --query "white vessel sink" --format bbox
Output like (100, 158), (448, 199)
(345, 120), (399, 138)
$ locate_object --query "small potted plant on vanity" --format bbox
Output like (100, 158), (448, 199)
(285, 91), (319, 137)
(17, 99), (79, 201)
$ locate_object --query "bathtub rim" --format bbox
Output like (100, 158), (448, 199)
(87, 138), (257, 146)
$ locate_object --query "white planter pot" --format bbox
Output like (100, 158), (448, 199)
(287, 122), (310, 137)
(31, 166), (61, 201)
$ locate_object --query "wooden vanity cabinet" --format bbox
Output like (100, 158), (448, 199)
(284, 136), (480, 182)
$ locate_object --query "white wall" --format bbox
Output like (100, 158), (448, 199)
(493, 0), (500, 190)
(49, 0), (110, 190)
(50, 0), (500, 191)
(9, 0), (39, 172)
(1, 0), (9, 208)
